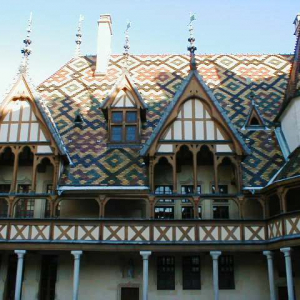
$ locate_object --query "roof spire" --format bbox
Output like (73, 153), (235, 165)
(187, 13), (197, 70)
(19, 12), (33, 74)
(75, 15), (84, 58)
(246, 78), (256, 106)
(123, 20), (131, 68)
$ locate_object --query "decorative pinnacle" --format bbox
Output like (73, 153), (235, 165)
(19, 12), (33, 74)
(187, 13), (197, 70)
(123, 21), (131, 67)
(246, 77), (256, 106)
(75, 15), (84, 58)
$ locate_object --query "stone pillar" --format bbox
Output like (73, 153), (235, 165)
(140, 251), (151, 300)
(71, 251), (83, 300)
(263, 251), (277, 300)
(280, 248), (294, 300)
(14, 250), (26, 300)
(210, 251), (222, 300)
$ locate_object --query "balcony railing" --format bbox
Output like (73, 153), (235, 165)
(0, 211), (299, 244)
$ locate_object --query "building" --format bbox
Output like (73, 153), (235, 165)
(0, 11), (300, 300)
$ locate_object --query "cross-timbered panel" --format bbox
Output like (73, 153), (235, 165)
(112, 89), (136, 107)
(244, 226), (265, 241)
(268, 219), (283, 239)
(285, 216), (300, 235)
(0, 100), (50, 144)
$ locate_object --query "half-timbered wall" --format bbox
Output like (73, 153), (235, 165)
(157, 99), (233, 154)
(111, 89), (136, 107)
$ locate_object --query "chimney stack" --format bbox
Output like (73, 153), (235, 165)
(294, 13), (300, 36)
(96, 15), (112, 75)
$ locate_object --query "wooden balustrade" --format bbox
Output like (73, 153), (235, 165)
(0, 211), (299, 245)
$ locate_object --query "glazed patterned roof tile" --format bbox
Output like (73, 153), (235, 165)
(275, 147), (300, 181)
(38, 54), (292, 187)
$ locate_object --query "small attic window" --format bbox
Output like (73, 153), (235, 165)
(249, 116), (260, 126)
(74, 113), (83, 126)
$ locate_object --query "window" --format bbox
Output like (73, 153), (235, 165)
(212, 185), (228, 194)
(39, 255), (58, 300)
(46, 184), (53, 194)
(198, 206), (202, 219)
(181, 185), (201, 194)
(219, 255), (235, 289)
(182, 256), (201, 290)
(17, 184), (31, 193)
(4, 255), (18, 300)
(155, 206), (174, 219)
(110, 110), (138, 143)
(155, 185), (173, 195)
(15, 199), (35, 218)
(213, 205), (229, 219)
(0, 199), (8, 217)
(157, 257), (175, 290)
(0, 184), (10, 193)
(45, 201), (51, 218)
(181, 206), (194, 219)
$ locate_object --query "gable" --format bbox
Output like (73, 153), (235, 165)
(101, 72), (147, 111)
(0, 99), (49, 143)
(112, 89), (136, 107)
(0, 74), (68, 157)
(142, 70), (250, 157)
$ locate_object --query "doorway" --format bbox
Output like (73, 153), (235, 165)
(121, 287), (139, 300)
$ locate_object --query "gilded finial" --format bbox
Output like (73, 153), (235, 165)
(75, 15), (84, 58)
(188, 13), (197, 70)
(123, 21), (131, 68)
(19, 12), (33, 74)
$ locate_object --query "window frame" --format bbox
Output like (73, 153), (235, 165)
(157, 256), (175, 290)
(182, 256), (201, 290)
(219, 255), (235, 290)
(109, 109), (139, 144)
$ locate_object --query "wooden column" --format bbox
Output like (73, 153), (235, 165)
(31, 155), (38, 192)
(149, 157), (154, 192)
(11, 147), (19, 193)
(52, 157), (60, 193)
(172, 155), (177, 193)
(277, 187), (287, 213)
(193, 148), (198, 193)
(236, 156), (243, 193)
(213, 149), (219, 193)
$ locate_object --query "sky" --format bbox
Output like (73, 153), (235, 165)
(0, 0), (299, 97)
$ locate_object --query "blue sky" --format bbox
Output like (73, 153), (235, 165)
(0, 0), (299, 96)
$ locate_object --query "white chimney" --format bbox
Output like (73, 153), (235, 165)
(96, 14), (112, 75)
(294, 13), (300, 36)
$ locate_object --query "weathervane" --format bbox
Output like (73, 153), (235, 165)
(19, 12), (33, 74)
(188, 13), (197, 70)
(123, 20), (131, 68)
(75, 15), (84, 58)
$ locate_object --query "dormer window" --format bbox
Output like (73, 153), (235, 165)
(100, 73), (147, 145)
(110, 110), (138, 143)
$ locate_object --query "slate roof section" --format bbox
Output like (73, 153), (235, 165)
(38, 54), (292, 187)
(275, 146), (300, 181)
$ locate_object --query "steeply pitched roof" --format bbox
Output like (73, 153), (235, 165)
(140, 70), (250, 156)
(276, 32), (300, 120)
(100, 70), (147, 110)
(38, 54), (291, 187)
(0, 72), (69, 159)
(274, 146), (300, 182)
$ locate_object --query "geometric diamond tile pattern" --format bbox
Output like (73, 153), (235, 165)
(38, 54), (293, 187)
